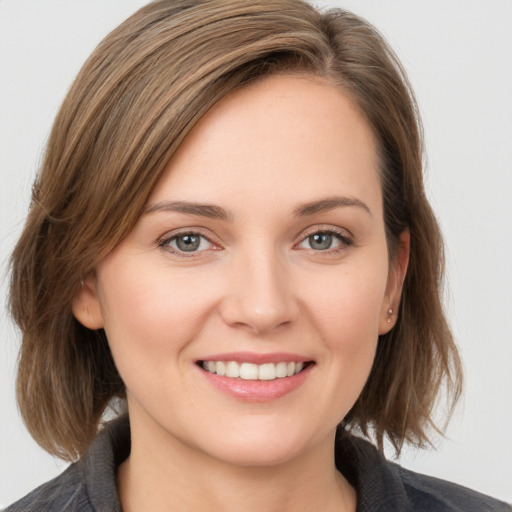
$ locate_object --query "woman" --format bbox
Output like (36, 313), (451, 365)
(5, 1), (510, 510)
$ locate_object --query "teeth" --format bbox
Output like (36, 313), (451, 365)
(202, 360), (307, 380)
(240, 363), (258, 380)
(226, 361), (240, 378)
(276, 362), (287, 378)
(215, 361), (226, 376)
(259, 363), (276, 380)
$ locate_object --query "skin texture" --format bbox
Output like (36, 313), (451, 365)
(74, 75), (409, 512)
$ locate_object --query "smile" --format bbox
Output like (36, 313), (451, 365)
(201, 360), (305, 380)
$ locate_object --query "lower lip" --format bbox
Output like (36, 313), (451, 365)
(199, 364), (313, 402)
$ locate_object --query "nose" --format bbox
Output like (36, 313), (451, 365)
(219, 247), (298, 334)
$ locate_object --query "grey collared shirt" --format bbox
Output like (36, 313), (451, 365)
(5, 416), (511, 511)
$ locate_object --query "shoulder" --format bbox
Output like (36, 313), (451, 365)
(4, 416), (129, 512)
(393, 463), (511, 512)
(335, 434), (511, 512)
(3, 463), (91, 512)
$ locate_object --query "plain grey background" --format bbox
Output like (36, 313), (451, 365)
(1, 0), (511, 506)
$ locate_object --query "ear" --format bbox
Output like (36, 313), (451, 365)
(72, 273), (105, 330)
(379, 230), (410, 335)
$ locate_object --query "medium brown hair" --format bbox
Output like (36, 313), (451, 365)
(10, 0), (462, 460)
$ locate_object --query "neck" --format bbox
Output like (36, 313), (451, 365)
(118, 414), (356, 512)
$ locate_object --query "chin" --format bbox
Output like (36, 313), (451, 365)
(209, 441), (306, 468)
(195, 421), (329, 469)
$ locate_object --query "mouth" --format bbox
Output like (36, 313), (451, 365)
(196, 353), (315, 401)
(198, 360), (313, 381)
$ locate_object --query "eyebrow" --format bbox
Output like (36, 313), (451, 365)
(145, 195), (371, 220)
(293, 196), (372, 217)
(145, 200), (231, 220)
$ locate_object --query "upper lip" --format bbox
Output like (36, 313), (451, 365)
(197, 352), (313, 365)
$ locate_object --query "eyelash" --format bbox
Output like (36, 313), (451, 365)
(157, 226), (354, 258)
(158, 229), (219, 258)
(295, 226), (354, 254)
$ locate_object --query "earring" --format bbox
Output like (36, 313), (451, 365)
(387, 309), (393, 323)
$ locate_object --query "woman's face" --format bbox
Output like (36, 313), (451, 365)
(76, 75), (407, 467)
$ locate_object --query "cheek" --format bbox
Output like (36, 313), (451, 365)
(300, 261), (389, 342)
(95, 261), (217, 376)
(299, 259), (388, 396)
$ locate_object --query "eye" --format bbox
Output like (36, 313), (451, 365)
(297, 229), (352, 252)
(303, 232), (337, 251)
(160, 232), (214, 253)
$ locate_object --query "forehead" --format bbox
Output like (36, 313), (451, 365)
(149, 74), (381, 213)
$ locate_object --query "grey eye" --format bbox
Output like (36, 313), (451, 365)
(308, 233), (333, 250)
(171, 234), (207, 252)
(297, 230), (348, 252)
(176, 234), (200, 251)
(160, 232), (216, 255)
